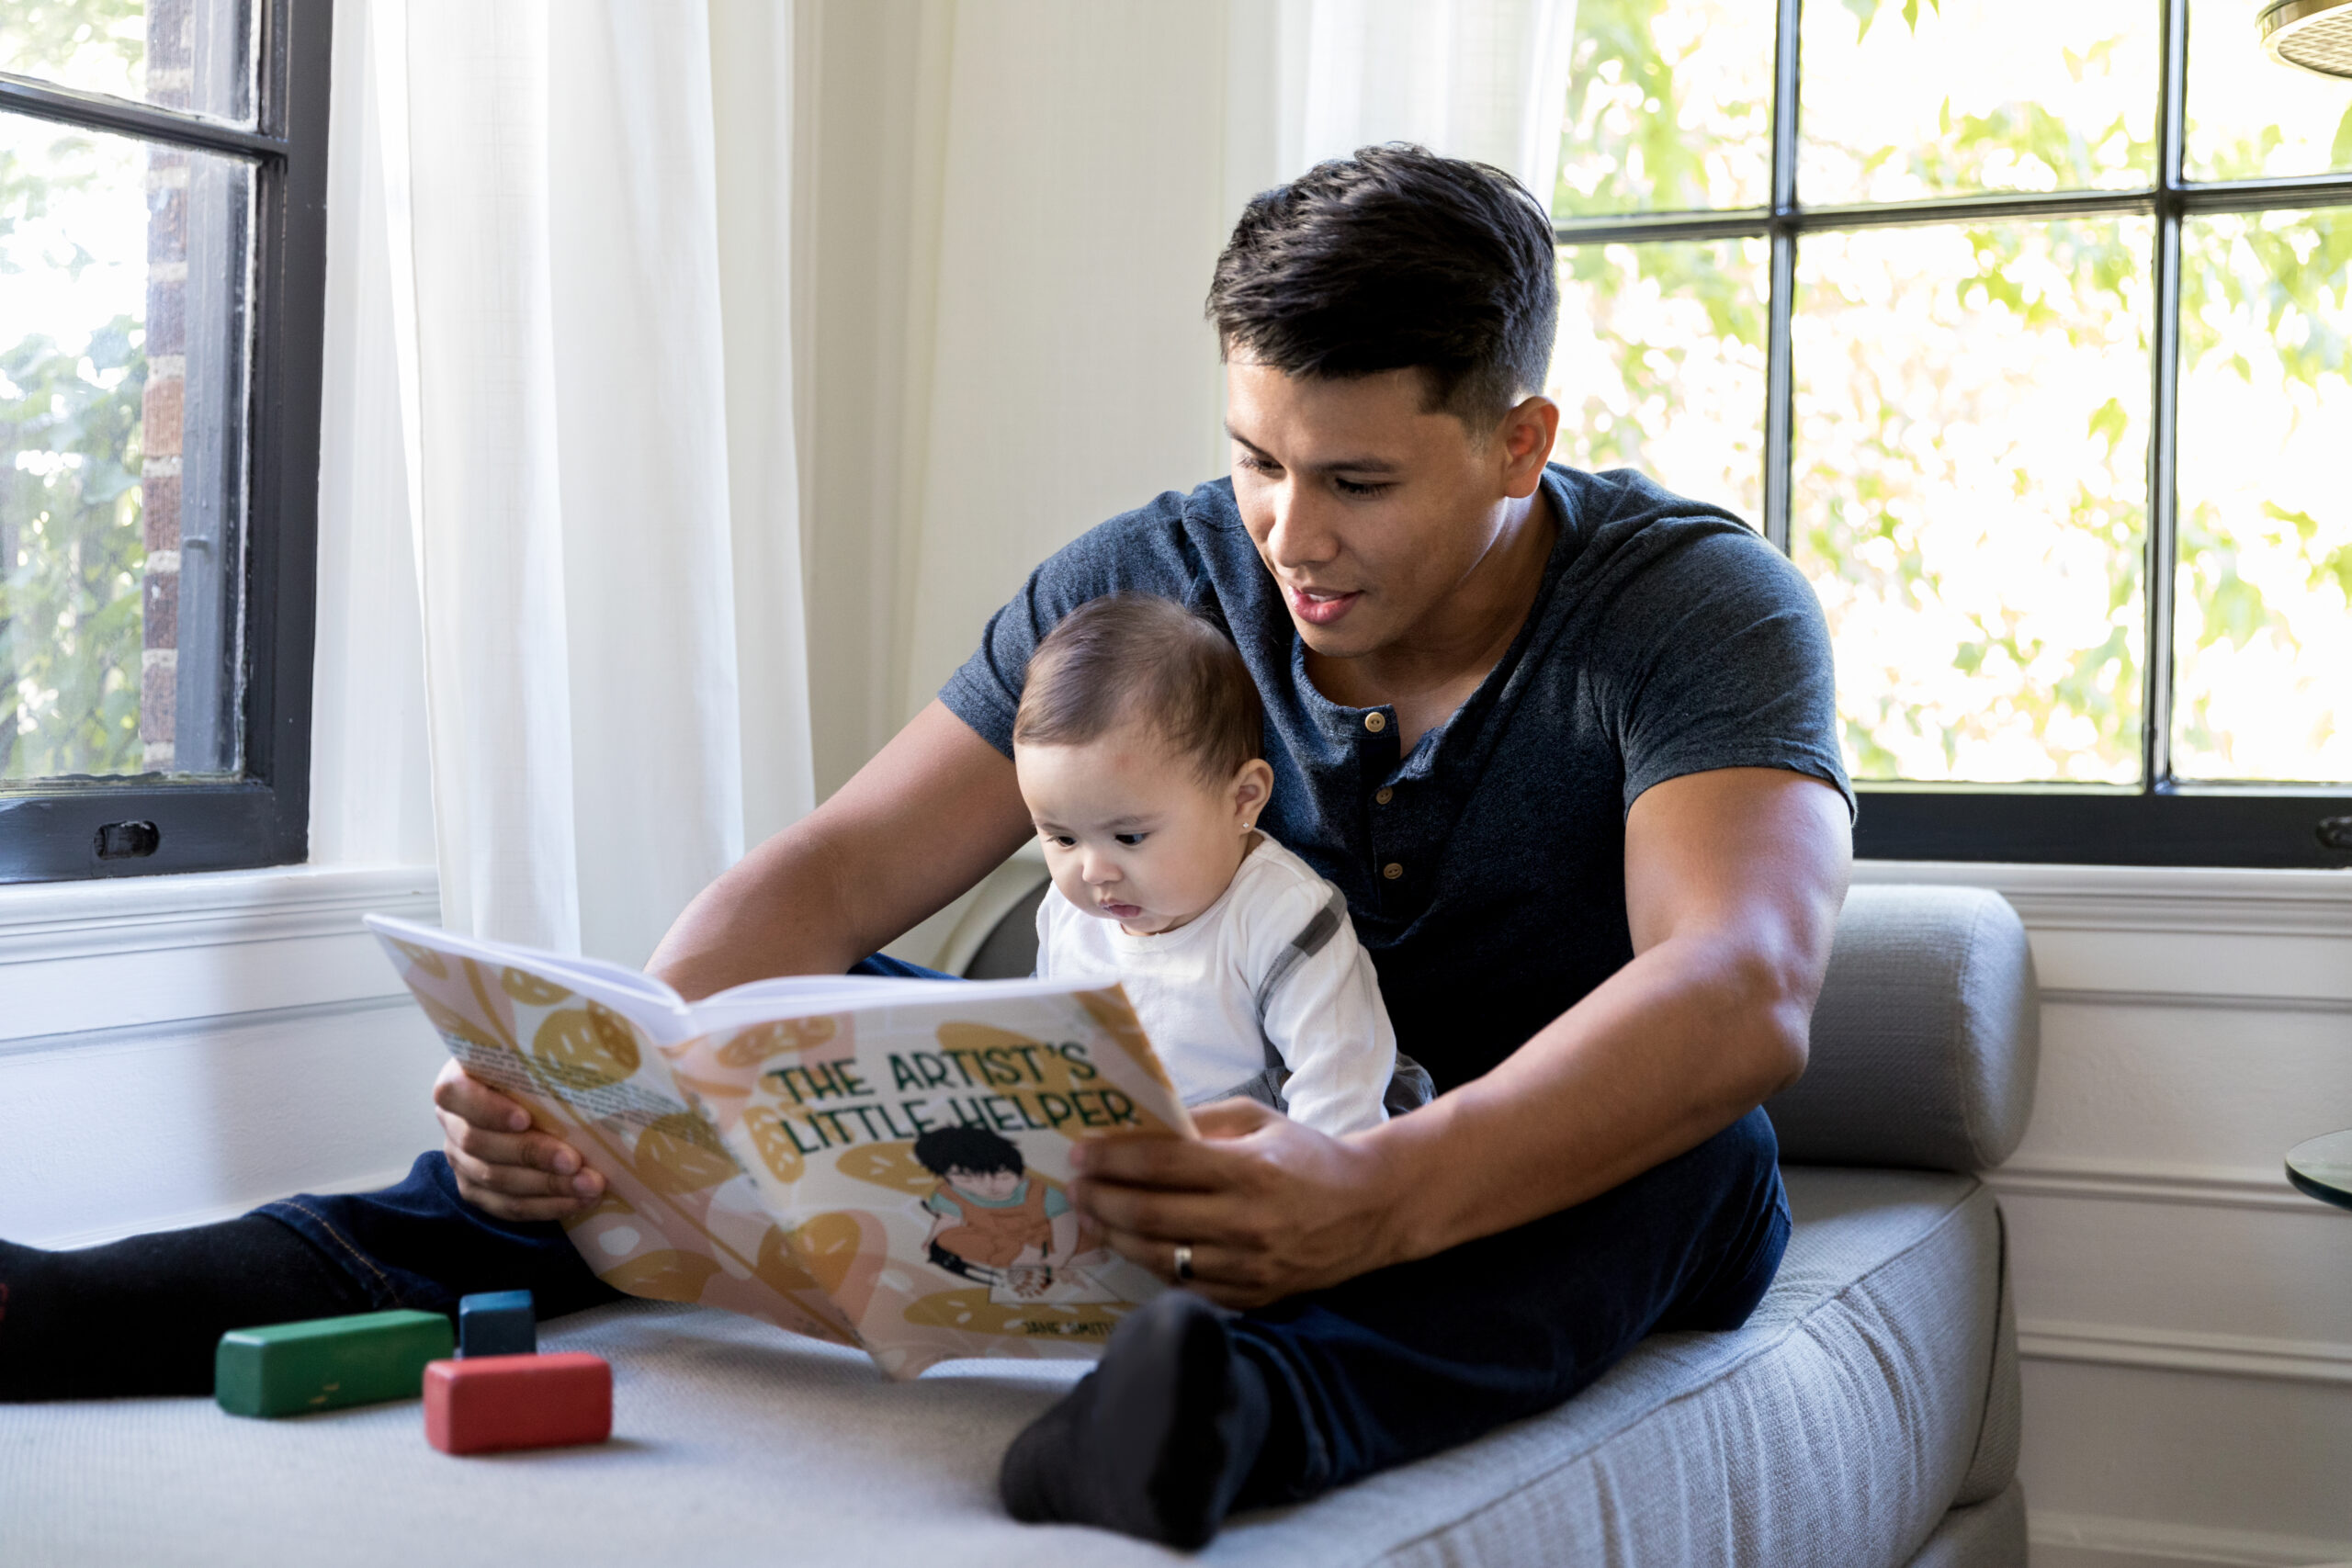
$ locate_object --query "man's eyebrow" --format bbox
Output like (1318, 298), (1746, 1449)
(1223, 424), (1401, 474)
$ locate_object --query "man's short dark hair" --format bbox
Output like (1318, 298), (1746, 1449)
(1013, 592), (1263, 786)
(1205, 142), (1558, 426)
(913, 1125), (1023, 1179)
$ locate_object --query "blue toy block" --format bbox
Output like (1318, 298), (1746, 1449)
(458, 1290), (537, 1359)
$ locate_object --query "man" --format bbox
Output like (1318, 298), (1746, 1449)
(0, 146), (1850, 1550)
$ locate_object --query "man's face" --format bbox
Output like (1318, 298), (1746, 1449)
(1224, 362), (1539, 660)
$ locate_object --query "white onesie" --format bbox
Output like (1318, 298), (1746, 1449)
(1033, 833), (1398, 1135)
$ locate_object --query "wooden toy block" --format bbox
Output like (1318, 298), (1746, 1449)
(423, 1352), (611, 1455)
(215, 1309), (455, 1417)
(458, 1290), (537, 1358)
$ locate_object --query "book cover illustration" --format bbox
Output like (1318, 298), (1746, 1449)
(368, 916), (1195, 1379)
(674, 986), (1190, 1377)
(368, 922), (858, 1346)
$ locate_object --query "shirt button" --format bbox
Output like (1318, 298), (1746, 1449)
(1363, 712), (1387, 734)
(1382, 862), (1403, 880)
(1374, 787), (1394, 805)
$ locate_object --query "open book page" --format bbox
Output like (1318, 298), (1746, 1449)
(363, 915), (856, 1345)
(674, 981), (1193, 1380)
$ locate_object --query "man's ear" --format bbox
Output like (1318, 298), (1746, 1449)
(1498, 394), (1560, 499)
(1232, 758), (1275, 828)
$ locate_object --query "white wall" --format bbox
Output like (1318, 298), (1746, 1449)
(795, 0), (1234, 802)
(0, 868), (447, 1247)
(1854, 863), (2352, 1566)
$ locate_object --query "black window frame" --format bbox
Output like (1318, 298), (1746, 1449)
(0, 0), (329, 883)
(1553, 0), (2352, 869)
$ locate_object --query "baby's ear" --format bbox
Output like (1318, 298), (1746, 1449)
(1232, 757), (1275, 823)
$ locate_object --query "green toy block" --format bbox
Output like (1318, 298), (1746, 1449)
(215, 1309), (455, 1417)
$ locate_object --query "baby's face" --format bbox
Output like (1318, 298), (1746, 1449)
(946, 1166), (1023, 1201)
(1016, 723), (1267, 936)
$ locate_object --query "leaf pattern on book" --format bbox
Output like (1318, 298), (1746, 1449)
(833, 1141), (938, 1196)
(601, 1247), (723, 1303)
(633, 1111), (741, 1195)
(530, 1003), (642, 1089)
(743, 1104), (808, 1185)
(714, 1015), (838, 1066)
(499, 967), (572, 1007)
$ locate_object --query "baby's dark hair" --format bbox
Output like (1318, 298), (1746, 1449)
(913, 1125), (1023, 1179)
(1013, 593), (1263, 785)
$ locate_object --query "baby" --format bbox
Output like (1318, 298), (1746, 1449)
(1012, 592), (1413, 1136)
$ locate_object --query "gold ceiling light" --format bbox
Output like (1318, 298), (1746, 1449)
(2260, 0), (2352, 78)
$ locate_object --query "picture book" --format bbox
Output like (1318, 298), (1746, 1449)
(364, 914), (1193, 1379)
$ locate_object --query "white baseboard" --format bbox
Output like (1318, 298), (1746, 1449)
(2032, 1509), (2352, 1567)
(0, 863), (439, 1042)
(1987, 1157), (2319, 1215)
(2019, 1318), (2352, 1387)
(1850, 862), (2352, 939)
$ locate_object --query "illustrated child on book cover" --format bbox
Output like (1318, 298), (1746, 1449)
(916, 1124), (1081, 1284)
(1012, 592), (1430, 1134)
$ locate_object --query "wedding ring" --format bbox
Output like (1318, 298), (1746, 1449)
(1173, 1243), (1194, 1282)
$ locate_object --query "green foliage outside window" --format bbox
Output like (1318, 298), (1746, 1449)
(1551, 0), (2352, 786)
(2, 0), (154, 782)
(0, 317), (148, 780)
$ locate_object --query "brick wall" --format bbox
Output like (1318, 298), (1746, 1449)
(140, 0), (194, 773)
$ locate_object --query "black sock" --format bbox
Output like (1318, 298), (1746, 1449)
(999, 1289), (1272, 1548)
(0, 1215), (374, 1401)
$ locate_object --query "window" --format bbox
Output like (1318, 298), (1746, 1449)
(0, 0), (327, 881)
(1550, 0), (2352, 867)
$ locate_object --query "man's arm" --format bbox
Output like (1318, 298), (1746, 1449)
(1067, 766), (1850, 1307)
(646, 701), (1035, 997)
(434, 701), (1035, 1220)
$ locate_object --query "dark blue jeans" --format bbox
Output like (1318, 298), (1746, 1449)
(263, 954), (1788, 1499)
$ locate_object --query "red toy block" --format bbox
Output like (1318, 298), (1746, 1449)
(423, 1352), (611, 1455)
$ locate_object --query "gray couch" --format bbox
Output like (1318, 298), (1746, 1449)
(0, 885), (2036, 1568)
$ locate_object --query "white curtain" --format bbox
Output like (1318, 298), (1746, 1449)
(360, 0), (812, 967)
(1232, 0), (1578, 203)
(868, 0), (1578, 740)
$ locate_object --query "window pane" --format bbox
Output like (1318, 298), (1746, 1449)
(1799, 0), (2157, 207)
(1792, 218), (2154, 784)
(1550, 239), (1769, 522)
(1, 111), (250, 782)
(0, 0), (254, 125)
(1554, 0), (1775, 217)
(2184, 0), (2352, 183)
(2171, 208), (2352, 784)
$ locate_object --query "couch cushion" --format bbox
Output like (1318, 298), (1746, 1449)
(3, 1168), (2007, 1568)
(1769, 885), (2041, 1173)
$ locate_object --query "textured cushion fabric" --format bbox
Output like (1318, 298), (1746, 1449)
(1768, 886), (2040, 1173)
(1953, 1204), (2021, 1509)
(0, 1168), (2008, 1568)
(1904, 1482), (2026, 1568)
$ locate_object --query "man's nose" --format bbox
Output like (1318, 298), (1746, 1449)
(1263, 481), (1340, 570)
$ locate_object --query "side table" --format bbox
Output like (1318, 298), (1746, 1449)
(2286, 1129), (2352, 1212)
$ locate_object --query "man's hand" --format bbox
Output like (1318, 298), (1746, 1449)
(433, 1060), (605, 1222)
(1069, 1101), (1401, 1310)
